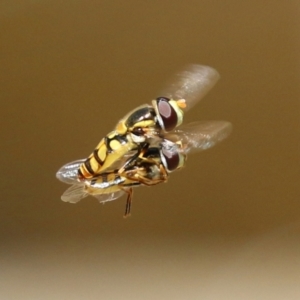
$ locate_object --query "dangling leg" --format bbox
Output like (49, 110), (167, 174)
(123, 163), (168, 186)
(118, 143), (149, 174)
(122, 187), (133, 218)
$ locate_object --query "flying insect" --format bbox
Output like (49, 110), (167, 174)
(78, 64), (220, 180)
(56, 121), (232, 216)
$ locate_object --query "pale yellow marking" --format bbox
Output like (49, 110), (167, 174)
(178, 153), (186, 169)
(79, 165), (90, 178)
(97, 145), (107, 162)
(89, 157), (99, 172)
(110, 139), (122, 151)
(103, 142), (134, 173)
(116, 121), (127, 134)
(170, 100), (184, 127)
(107, 173), (117, 181)
(132, 120), (156, 129)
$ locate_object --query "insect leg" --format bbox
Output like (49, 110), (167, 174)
(124, 164), (168, 186)
(141, 163), (168, 185)
(118, 143), (149, 174)
(121, 187), (133, 218)
(136, 176), (166, 186)
(134, 155), (161, 167)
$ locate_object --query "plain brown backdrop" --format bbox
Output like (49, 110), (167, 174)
(1, 1), (300, 299)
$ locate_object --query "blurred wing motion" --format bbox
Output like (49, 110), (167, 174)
(159, 64), (220, 111)
(56, 159), (84, 184)
(164, 121), (232, 154)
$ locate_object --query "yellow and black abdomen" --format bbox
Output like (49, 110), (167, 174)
(78, 131), (137, 180)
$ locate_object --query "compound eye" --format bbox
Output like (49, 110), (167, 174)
(131, 127), (144, 136)
(155, 97), (178, 131)
(160, 146), (180, 171)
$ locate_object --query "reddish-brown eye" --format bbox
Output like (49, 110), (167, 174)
(161, 146), (180, 171)
(156, 97), (178, 131)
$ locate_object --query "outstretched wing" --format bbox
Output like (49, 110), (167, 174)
(92, 189), (126, 203)
(85, 174), (128, 203)
(158, 64), (220, 111)
(164, 121), (232, 154)
(59, 180), (125, 204)
(60, 183), (88, 203)
(56, 159), (85, 184)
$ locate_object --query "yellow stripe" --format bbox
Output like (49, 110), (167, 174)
(79, 164), (92, 178)
(97, 144), (107, 163)
(89, 157), (99, 173)
(116, 121), (127, 134)
(132, 120), (155, 128)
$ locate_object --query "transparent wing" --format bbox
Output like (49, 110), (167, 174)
(84, 175), (127, 203)
(60, 180), (125, 204)
(158, 64), (220, 111)
(164, 121), (232, 154)
(92, 189), (125, 203)
(56, 159), (85, 184)
(60, 183), (88, 203)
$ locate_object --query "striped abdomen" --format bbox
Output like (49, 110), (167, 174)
(78, 132), (135, 180)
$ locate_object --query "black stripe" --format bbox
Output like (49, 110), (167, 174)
(105, 136), (113, 153)
(93, 149), (104, 165)
(91, 178), (97, 186)
(84, 158), (95, 175)
(123, 182), (141, 187)
(101, 173), (108, 183)
(78, 169), (84, 179)
(115, 134), (128, 145)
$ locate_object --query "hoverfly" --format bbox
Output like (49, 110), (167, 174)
(56, 146), (167, 217)
(56, 121), (232, 216)
(78, 64), (220, 180)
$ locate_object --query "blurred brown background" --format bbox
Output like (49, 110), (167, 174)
(1, 1), (300, 299)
